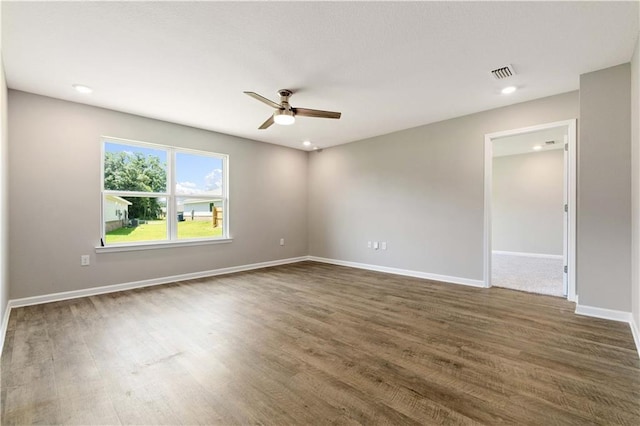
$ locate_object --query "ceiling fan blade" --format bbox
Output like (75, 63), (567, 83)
(244, 91), (281, 109)
(258, 115), (275, 129)
(293, 107), (341, 119)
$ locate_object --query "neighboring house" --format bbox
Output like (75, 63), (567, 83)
(104, 195), (131, 232)
(178, 199), (222, 218)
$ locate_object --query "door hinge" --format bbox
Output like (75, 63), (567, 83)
(565, 143), (568, 151)
(564, 265), (568, 273)
(564, 204), (568, 212)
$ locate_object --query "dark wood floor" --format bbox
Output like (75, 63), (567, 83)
(1, 261), (639, 425)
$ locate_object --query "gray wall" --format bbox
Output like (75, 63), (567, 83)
(579, 64), (632, 311)
(308, 92), (578, 281)
(8, 91), (308, 299)
(492, 150), (564, 255)
(632, 33), (640, 330)
(0, 39), (8, 327)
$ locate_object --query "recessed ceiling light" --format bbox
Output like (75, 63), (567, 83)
(303, 140), (311, 147)
(533, 145), (542, 151)
(501, 86), (517, 95)
(72, 84), (93, 94)
(313, 147), (319, 150)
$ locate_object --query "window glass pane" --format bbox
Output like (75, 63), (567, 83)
(177, 197), (224, 239)
(175, 152), (223, 196)
(104, 196), (167, 244)
(104, 142), (167, 192)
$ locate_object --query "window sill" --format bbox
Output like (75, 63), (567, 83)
(95, 238), (233, 253)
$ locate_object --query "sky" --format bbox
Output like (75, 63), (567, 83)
(105, 141), (223, 196)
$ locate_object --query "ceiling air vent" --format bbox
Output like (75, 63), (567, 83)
(490, 65), (515, 80)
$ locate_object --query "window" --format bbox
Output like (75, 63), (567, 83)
(101, 138), (228, 247)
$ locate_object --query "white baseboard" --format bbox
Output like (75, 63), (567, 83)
(631, 318), (640, 358)
(0, 302), (10, 356)
(574, 303), (632, 322)
(6, 256), (308, 310)
(492, 250), (563, 260)
(308, 256), (485, 288)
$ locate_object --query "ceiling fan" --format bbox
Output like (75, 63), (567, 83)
(244, 89), (341, 129)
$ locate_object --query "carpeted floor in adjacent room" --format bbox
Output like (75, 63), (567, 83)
(492, 252), (564, 297)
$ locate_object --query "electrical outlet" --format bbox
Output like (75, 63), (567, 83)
(367, 241), (372, 249)
(280, 238), (285, 246)
(80, 255), (90, 266)
(373, 241), (379, 250)
(381, 242), (387, 250)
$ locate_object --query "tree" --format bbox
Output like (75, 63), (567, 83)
(104, 152), (167, 220)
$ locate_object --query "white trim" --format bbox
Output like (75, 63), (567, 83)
(103, 190), (168, 198)
(308, 256), (485, 288)
(7, 256), (307, 309)
(631, 318), (640, 358)
(492, 250), (563, 260)
(484, 119), (577, 303)
(484, 120), (577, 140)
(575, 303), (633, 323)
(96, 238), (233, 253)
(0, 302), (10, 354)
(567, 120), (577, 302)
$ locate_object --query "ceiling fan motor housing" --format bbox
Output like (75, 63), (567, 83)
(279, 89), (293, 111)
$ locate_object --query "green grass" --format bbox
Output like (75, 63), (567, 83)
(178, 219), (224, 239)
(106, 219), (223, 244)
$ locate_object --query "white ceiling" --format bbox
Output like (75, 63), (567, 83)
(493, 126), (567, 158)
(2, 1), (638, 151)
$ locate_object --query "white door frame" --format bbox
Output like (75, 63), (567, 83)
(484, 119), (577, 301)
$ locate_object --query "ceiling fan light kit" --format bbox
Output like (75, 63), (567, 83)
(244, 89), (341, 129)
(273, 109), (295, 125)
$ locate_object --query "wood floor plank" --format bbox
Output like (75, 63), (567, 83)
(1, 261), (639, 425)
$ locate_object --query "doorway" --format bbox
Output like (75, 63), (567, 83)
(484, 120), (576, 300)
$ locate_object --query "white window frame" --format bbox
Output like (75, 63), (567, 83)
(97, 136), (231, 253)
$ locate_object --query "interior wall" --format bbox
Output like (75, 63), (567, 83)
(308, 91), (578, 281)
(0, 26), (9, 330)
(8, 90), (308, 299)
(631, 33), (640, 335)
(579, 64), (632, 312)
(492, 149), (564, 255)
